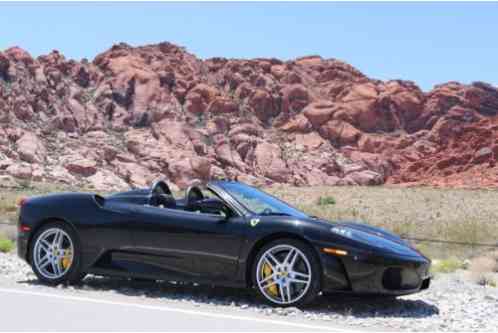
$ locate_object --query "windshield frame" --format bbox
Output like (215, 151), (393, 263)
(212, 181), (309, 219)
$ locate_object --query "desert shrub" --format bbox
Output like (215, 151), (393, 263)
(468, 253), (498, 286)
(474, 274), (497, 287)
(0, 236), (14, 253)
(431, 257), (465, 274)
(317, 196), (336, 206)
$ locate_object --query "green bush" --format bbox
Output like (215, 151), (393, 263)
(317, 196), (336, 206)
(0, 237), (14, 253)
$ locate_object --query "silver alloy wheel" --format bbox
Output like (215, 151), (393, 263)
(33, 228), (74, 280)
(256, 244), (312, 305)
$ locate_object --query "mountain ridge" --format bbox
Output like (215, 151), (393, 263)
(0, 42), (497, 190)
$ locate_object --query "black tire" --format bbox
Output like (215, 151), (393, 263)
(29, 221), (86, 285)
(251, 238), (321, 307)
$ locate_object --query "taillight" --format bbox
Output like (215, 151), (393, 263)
(17, 197), (28, 207)
(17, 197), (31, 233)
(19, 225), (31, 232)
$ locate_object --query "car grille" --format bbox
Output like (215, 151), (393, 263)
(382, 267), (421, 290)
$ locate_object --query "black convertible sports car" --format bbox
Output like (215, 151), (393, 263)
(17, 180), (431, 306)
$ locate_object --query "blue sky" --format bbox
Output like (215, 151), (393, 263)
(0, 2), (497, 91)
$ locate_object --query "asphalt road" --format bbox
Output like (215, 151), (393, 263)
(0, 286), (356, 332)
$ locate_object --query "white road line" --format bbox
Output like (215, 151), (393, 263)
(0, 287), (356, 332)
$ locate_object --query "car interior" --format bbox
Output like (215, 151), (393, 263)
(147, 180), (232, 217)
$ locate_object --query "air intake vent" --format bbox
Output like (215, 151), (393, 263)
(93, 195), (105, 208)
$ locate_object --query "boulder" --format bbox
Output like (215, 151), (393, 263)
(16, 132), (46, 163)
(151, 119), (194, 150)
(281, 84), (310, 114)
(303, 101), (337, 127)
(185, 83), (219, 114)
(0, 174), (18, 188)
(346, 170), (384, 185)
(249, 89), (277, 122)
(64, 156), (97, 177)
(253, 142), (290, 182)
(294, 132), (328, 150)
(207, 97), (238, 115)
(114, 161), (152, 187)
(319, 120), (362, 145)
(189, 156), (212, 179)
(6, 163), (32, 179)
(215, 141), (246, 170)
(280, 113), (312, 133)
(87, 169), (129, 191)
(473, 147), (493, 164)
(48, 165), (76, 184)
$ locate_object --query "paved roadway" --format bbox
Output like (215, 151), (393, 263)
(0, 285), (359, 332)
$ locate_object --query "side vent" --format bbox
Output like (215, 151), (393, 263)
(93, 194), (106, 208)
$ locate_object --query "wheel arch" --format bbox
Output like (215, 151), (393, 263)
(25, 217), (79, 263)
(244, 232), (323, 288)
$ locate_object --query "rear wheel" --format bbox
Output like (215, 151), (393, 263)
(30, 222), (85, 285)
(252, 238), (321, 307)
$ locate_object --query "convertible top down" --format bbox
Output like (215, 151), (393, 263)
(17, 180), (431, 306)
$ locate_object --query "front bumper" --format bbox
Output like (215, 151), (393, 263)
(320, 249), (431, 296)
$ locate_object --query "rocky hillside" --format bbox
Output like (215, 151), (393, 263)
(0, 42), (497, 191)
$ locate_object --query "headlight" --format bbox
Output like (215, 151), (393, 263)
(330, 226), (415, 256)
(331, 226), (386, 246)
(330, 226), (353, 238)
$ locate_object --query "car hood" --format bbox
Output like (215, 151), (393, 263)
(306, 217), (425, 258)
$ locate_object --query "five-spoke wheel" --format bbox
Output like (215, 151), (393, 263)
(253, 239), (320, 307)
(33, 228), (73, 279)
(30, 222), (85, 285)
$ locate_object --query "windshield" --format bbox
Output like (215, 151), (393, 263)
(219, 182), (308, 218)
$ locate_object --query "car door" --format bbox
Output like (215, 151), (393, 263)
(130, 205), (246, 283)
(86, 199), (137, 255)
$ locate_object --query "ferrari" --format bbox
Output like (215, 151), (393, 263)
(17, 180), (431, 306)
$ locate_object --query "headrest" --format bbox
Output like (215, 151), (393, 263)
(152, 193), (176, 208)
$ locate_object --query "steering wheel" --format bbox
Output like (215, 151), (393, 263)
(149, 180), (173, 206)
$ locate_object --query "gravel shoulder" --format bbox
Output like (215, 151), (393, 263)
(1, 252), (498, 332)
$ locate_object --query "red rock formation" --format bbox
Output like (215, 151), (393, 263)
(0, 42), (497, 190)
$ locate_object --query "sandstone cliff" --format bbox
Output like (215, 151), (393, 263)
(0, 42), (496, 190)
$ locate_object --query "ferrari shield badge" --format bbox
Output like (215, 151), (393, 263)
(250, 218), (260, 227)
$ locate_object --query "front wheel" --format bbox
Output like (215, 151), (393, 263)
(30, 222), (85, 285)
(252, 239), (321, 307)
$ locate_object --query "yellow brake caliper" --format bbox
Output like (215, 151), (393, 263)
(262, 262), (279, 297)
(61, 249), (72, 270)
